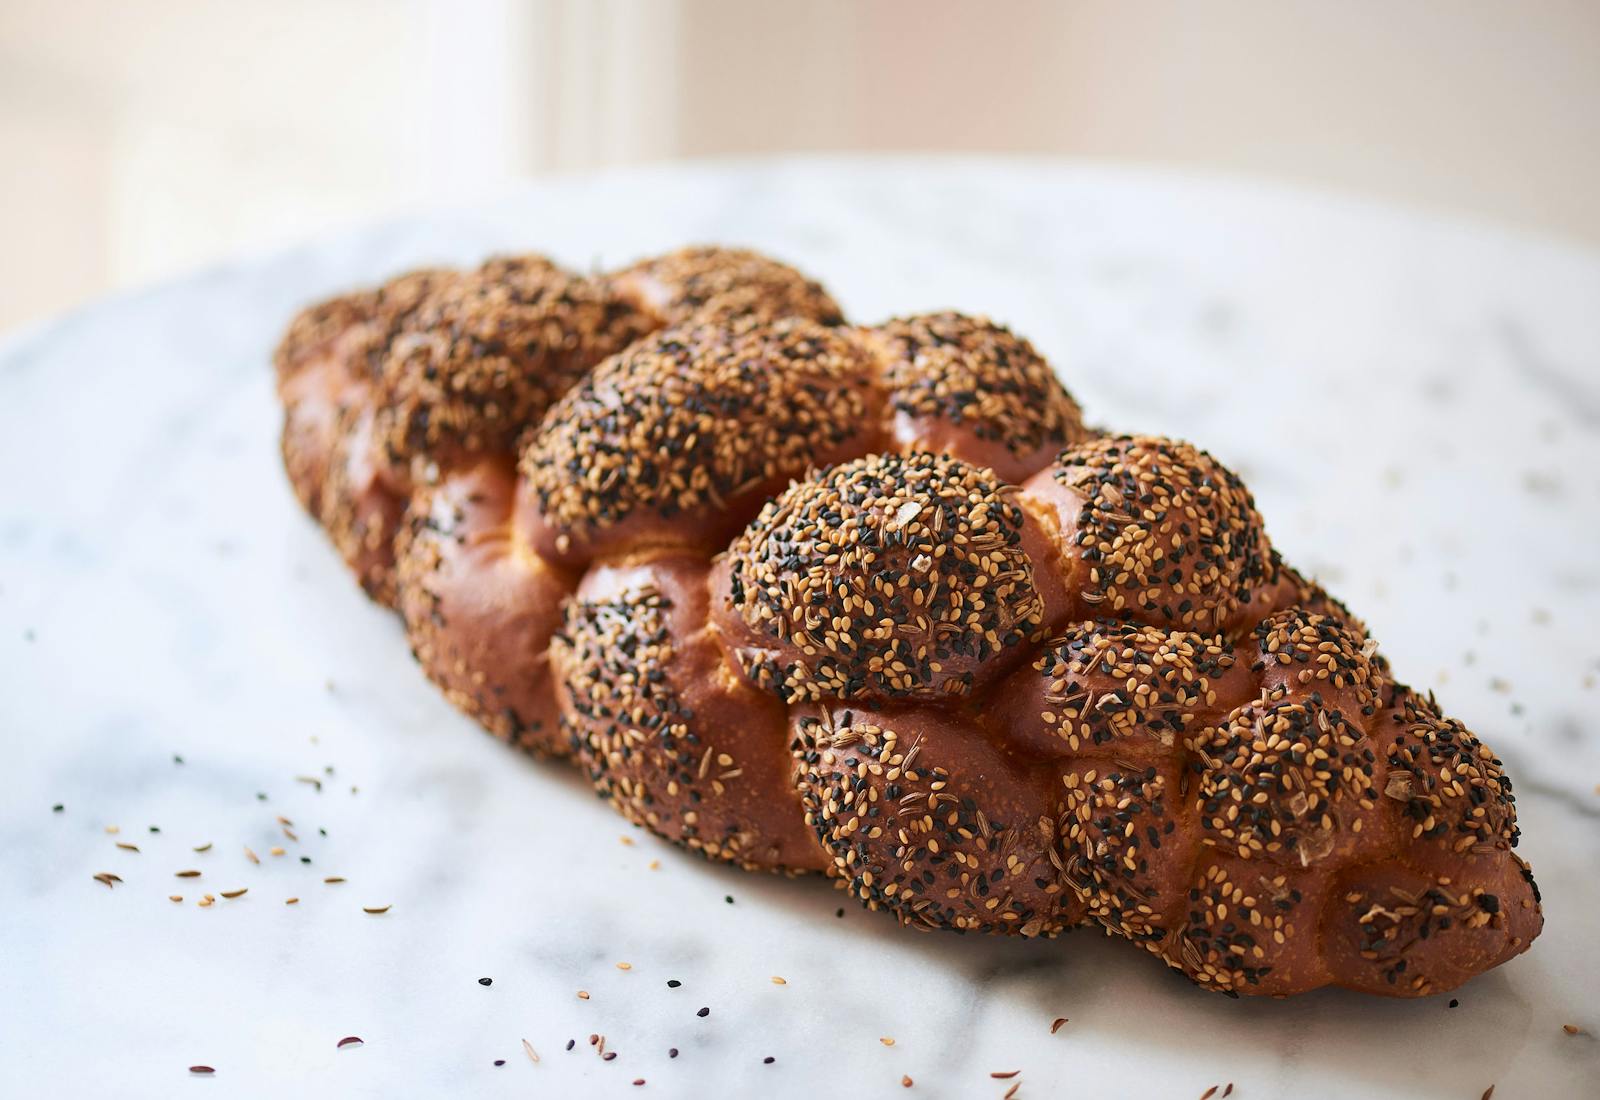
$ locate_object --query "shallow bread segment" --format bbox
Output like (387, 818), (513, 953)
(555, 554), (825, 872)
(1057, 758), (1198, 947)
(993, 619), (1253, 762)
(320, 400), (410, 606)
(1186, 686), (1389, 869)
(1164, 851), (1337, 996)
(861, 312), (1094, 482)
(1022, 435), (1278, 637)
(720, 451), (1047, 703)
(604, 245), (845, 328)
(396, 456), (574, 756)
(518, 318), (883, 568)
(1320, 848), (1542, 996)
(374, 255), (655, 470)
(276, 269), (453, 521)
(789, 703), (1083, 936)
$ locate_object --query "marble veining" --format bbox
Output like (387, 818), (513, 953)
(2, 157), (1597, 1098)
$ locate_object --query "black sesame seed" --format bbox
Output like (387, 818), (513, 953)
(493, 1059), (505, 1067)
(696, 1007), (709, 1018)
(763, 1056), (775, 1065)
(666, 979), (681, 988)
(478, 977), (493, 986)
(52, 804), (63, 813)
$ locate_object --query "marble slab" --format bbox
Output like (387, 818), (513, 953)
(2, 157), (1597, 1098)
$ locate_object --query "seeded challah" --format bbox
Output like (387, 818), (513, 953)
(275, 246), (1541, 997)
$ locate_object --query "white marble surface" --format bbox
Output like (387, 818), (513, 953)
(3, 157), (1598, 1099)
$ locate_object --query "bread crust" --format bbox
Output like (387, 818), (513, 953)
(276, 246), (1541, 996)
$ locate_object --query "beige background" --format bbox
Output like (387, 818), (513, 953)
(3, 0), (1598, 331)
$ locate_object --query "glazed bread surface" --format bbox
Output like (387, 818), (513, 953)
(275, 245), (1541, 998)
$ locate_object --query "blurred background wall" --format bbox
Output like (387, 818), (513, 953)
(3, 0), (1597, 331)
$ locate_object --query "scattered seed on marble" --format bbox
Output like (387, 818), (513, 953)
(269, 847), (285, 857)
(324, 876), (345, 884)
(188, 1066), (213, 1075)
(667, 980), (681, 988)
(244, 847), (259, 865)
(285, 898), (299, 905)
(522, 1039), (539, 1063)
(763, 1056), (775, 1065)
(175, 870), (201, 878)
(220, 888), (248, 899)
(479, 978), (493, 986)
(363, 905), (391, 914)
(771, 976), (787, 985)
(668, 1048), (678, 1059)
(493, 1060), (504, 1067)
(197, 896), (214, 908)
(879, 1037), (894, 1046)
(1051, 1017), (1068, 1034)
(602, 1052), (617, 1062)
(148, 826), (160, 834)
(901, 1076), (913, 1088)
(1004, 1084), (1020, 1100)
(992, 1071), (1020, 1079)
(1200, 1087), (1218, 1100)
(193, 843), (211, 853)
(1564, 1024), (1583, 1035)
(337, 1037), (363, 1049)
(105, 825), (120, 835)
(52, 804), (63, 813)
(169, 895), (183, 903)
(116, 843), (139, 852)
(696, 1007), (709, 1018)
(566, 1040), (576, 1051)
(93, 873), (121, 888)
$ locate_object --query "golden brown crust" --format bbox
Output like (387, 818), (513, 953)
(276, 270), (452, 518)
(518, 319), (883, 567)
(276, 248), (1542, 997)
(375, 256), (653, 470)
(1024, 435), (1278, 636)
(865, 312), (1092, 481)
(719, 452), (1046, 703)
(790, 703), (1080, 935)
(396, 456), (574, 755)
(605, 245), (845, 328)
(555, 555), (825, 872)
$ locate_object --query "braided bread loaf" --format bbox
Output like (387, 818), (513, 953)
(275, 246), (1541, 997)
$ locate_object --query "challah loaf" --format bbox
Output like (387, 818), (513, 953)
(275, 246), (1541, 997)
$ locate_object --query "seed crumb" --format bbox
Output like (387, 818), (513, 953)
(577, 990), (590, 1000)
(879, 1037), (894, 1047)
